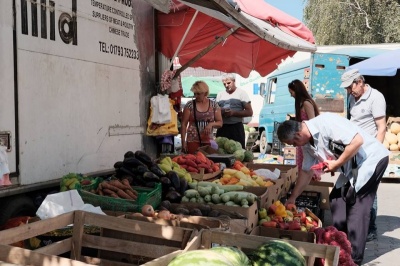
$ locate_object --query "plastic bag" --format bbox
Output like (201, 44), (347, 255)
(36, 190), (105, 220)
(254, 168), (281, 180)
(146, 98), (179, 136)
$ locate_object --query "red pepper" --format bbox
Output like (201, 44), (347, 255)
(310, 162), (328, 170)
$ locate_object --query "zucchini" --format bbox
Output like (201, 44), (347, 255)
(184, 189), (200, 199)
(217, 184), (244, 192)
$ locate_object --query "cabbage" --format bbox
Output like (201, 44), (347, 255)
(233, 149), (245, 162)
(215, 137), (228, 148)
(244, 125), (250, 132)
(243, 150), (254, 162)
(217, 148), (226, 154)
(224, 139), (238, 154)
(249, 127), (256, 133)
(234, 141), (243, 151)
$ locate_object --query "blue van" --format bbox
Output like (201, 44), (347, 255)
(258, 44), (400, 154)
(258, 59), (310, 153)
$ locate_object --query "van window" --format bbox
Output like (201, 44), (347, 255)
(265, 78), (277, 104)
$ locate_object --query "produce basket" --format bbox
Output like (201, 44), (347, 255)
(288, 190), (323, 220)
(78, 182), (162, 212)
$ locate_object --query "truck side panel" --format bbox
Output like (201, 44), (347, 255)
(310, 53), (349, 116)
(3, 0), (153, 185)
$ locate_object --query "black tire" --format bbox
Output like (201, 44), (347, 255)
(0, 195), (37, 226)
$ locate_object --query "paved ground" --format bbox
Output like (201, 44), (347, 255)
(320, 175), (400, 265)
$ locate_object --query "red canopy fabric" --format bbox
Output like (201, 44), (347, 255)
(157, 0), (315, 78)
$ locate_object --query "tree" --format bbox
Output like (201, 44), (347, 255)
(304, 0), (400, 45)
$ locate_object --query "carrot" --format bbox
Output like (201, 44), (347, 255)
(184, 154), (197, 161)
(102, 188), (119, 198)
(187, 166), (199, 173)
(109, 179), (129, 190)
(117, 189), (133, 200)
(121, 179), (138, 195)
(185, 159), (197, 168)
(101, 182), (119, 192)
(124, 189), (138, 200)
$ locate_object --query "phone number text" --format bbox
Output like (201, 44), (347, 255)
(99, 41), (139, 60)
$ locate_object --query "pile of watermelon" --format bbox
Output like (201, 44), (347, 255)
(167, 240), (306, 266)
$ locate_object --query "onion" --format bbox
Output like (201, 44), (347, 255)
(141, 204), (155, 217)
(157, 210), (171, 220)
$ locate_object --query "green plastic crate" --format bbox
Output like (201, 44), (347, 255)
(77, 182), (162, 212)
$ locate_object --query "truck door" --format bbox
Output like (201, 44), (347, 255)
(0, 1), (17, 175)
(310, 53), (349, 117)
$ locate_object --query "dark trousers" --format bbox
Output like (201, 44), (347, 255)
(216, 122), (245, 148)
(329, 156), (388, 265)
(368, 195), (378, 233)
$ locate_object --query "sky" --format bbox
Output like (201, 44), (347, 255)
(264, 0), (305, 21)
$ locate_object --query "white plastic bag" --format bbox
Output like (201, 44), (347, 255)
(254, 168), (281, 180)
(36, 190), (105, 220)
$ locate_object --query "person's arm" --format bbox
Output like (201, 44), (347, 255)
(228, 102), (253, 118)
(286, 169), (313, 205)
(303, 100), (316, 119)
(375, 116), (386, 143)
(324, 133), (364, 172)
(204, 107), (223, 135)
(180, 107), (191, 153)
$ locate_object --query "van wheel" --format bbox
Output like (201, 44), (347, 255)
(0, 195), (36, 226)
(259, 131), (271, 154)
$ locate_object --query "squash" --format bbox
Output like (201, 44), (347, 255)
(385, 132), (398, 145)
(383, 139), (390, 149)
(390, 122), (400, 135)
(390, 143), (399, 151)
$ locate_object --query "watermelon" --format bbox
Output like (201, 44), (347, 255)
(250, 240), (306, 266)
(167, 250), (234, 266)
(211, 246), (251, 265)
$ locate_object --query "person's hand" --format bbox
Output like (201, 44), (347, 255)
(284, 196), (296, 207)
(182, 143), (187, 153)
(223, 109), (233, 117)
(203, 124), (213, 136)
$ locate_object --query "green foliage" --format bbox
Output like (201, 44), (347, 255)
(304, 0), (400, 45)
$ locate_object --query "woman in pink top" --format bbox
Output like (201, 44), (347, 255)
(288, 80), (321, 180)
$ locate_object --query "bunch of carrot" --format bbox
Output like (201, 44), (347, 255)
(96, 179), (138, 200)
(172, 152), (220, 173)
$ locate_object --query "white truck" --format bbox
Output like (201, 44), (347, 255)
(0, 0), (157, 225)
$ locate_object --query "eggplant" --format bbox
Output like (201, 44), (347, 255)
(143, 171), (160, 182)
(167, 171), (180, 190)
(145, 181), (157, 188)
(179, 178), (188, 195)
(165, 190), (182, 204)
(118, 166), (136, 177)
(132, 165), (149, 175)
(150, 164), (166, 177)
(160, 200), (171, 210)
(123, 157), (146, 168)
(134, 150), (153, 167)
(124, 151), (135, 159)
(130, 176), (146, 186)
(114, 161), (124, 169)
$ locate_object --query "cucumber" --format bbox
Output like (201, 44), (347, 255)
(217, 184), (244, 192)
(184, 189), (200, 199)
(211, 193), (221, 204)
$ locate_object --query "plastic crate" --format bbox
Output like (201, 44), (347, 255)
(74, 177), (103, 191)
(288, 190), (323, 220)
(77, 182), (162, 212)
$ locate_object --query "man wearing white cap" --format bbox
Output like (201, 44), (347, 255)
(340, 68), (386, 242)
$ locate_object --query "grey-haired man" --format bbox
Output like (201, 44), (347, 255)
(341, 68), (386, 242)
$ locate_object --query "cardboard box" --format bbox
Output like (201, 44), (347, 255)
(304, 181), (334, 210)
(169, 201), (259, 234)
(143, 229), (339, 266)
(384, 163), (400, 178)
(190, 168), (222, 181)
(250, 226), (316, 243)
(0, 211), (197, 266)
(283, 147), (296, 160)
(243, 186), (268, 209)
(124, 214), (225, 231)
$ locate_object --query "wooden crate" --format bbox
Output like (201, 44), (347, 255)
(144, 229), (340, 266)
(0, 210), (197, 266)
